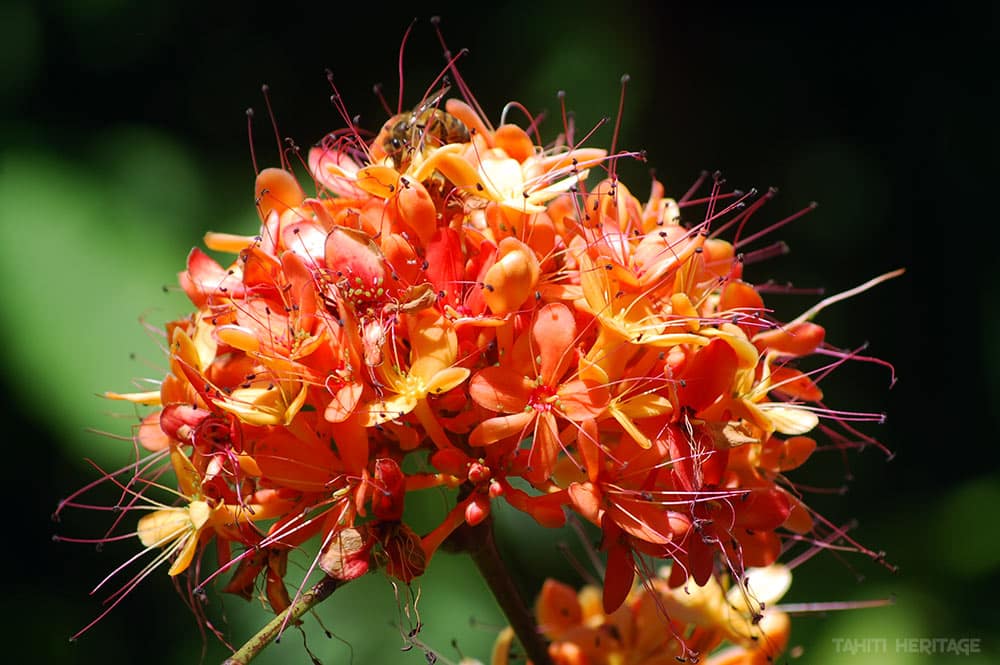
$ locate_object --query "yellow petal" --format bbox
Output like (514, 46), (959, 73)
(170, 444), (203, 498)
(167, 530), (200, 577)
(610, 406), (652, 449)
(364, 394), (418, 426)
(170, 326), (202, 377)
(282, 382), (309, 425)
(757, 403), (819, 435)
(137, 509), (189, 548)
(618, 393), (675, 419)
(490, 626), (516, 665)
(426, 366), (471, 395)
(408, 310), (458, 380)
(639, 332), (709, 348)
(415, 145), (484, 192)
(213, 387), (286, 426)
(191, 316), (218, 371)
(725, 564), (792, 610)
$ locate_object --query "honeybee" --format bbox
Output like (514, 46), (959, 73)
(374, 86), (470, 172)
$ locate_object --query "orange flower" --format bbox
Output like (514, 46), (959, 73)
(62, 41), (899, 658)
(504, 564), (793, 665)
(469, 302), (608, 484)
(363, 308), (470, 448)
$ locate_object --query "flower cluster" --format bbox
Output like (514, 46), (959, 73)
(60, 61), (897, 663)
(494, 564), (793, 665)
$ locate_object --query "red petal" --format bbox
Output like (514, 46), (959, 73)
(687, 531), (716, 586)
(679, 338), (738, 411)
(372, 458), (406, 521)
(602, 526), (635, 614)
(324, 226), (386, 291)
(735, 487), (792, 531)
(732, 529), (782, 568)
(500, 481), (568, 527)
(424, 228), (465, 308)
(179, 247), (242, 307)
(429, 448), (473, 477)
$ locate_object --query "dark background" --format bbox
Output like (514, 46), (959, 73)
(2, 1), (995, 663)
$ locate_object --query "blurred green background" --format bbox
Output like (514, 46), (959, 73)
(2, 1), (995, 663)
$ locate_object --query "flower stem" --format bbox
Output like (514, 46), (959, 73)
(447, 515), (552, 665)
(222, 576), (341, 665)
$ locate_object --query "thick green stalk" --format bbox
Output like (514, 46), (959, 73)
(222, 576), (341, 665)
(447, 515), (553, 665)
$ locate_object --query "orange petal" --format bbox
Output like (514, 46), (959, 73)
(781, 491), (814, 534)
(769, 366), (824, 401)
(499, 481), (568, 528)
(535, 579), (583, 639)
(753, 321), (825, 356)
(137, 411), (171, 452)
(557, 379), (609, 420)
(426, 366), (471, 395)
(469, 366), (532, 412)
(494, 124), (535, 162)
(469, 411), (535, 446)
(255, 167), (304, 222)
(395, 178), (437, 246)
(253, 433), (340, 492)
(532, 302), (577, 386)
(760, 435), (817, 471)
(324, 382), (363, 423)
(576, 419), (601, 483)
(406, 309), (460, 381)
(567, 482), (602, 525)
(482, 237), (540, 316)
(354, 164), (401, 199)
(719, 279), (764, 314)
(525, 412), (560, 483)
(607, 495), (687, 545)
(445, 98), (492, 145)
